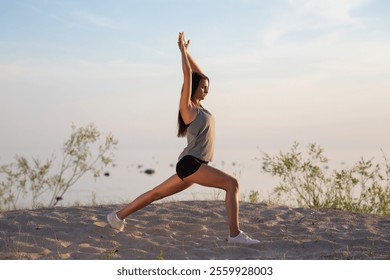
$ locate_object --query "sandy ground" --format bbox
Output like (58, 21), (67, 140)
(0, 201), (389, 260)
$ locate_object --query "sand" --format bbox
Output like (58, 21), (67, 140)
(0, 201), (389, 260)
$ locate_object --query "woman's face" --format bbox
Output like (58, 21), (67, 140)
(193, 78), (209, 101)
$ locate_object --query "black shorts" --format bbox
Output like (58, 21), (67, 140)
(176, 155), (208, 180)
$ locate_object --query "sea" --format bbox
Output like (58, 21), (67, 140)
(1, 146), (387, 209)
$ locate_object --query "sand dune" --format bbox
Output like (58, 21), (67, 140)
(0, 201), (389, 260)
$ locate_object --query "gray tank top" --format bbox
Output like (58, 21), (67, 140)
(178, 106), (215, 162)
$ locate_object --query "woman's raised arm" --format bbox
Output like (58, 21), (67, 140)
(178, 32), (197, 124)
(181, 38), (205, 76)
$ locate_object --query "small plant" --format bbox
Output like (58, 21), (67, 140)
(157, 249), (164, 260)
(212, 189), (223, 200)
(103, 244), (120, 260)
(262, 142), (390, 216)
(0, 123), (118, 210)
(249, 190), (260, 203)
(91, 192), (98, 206)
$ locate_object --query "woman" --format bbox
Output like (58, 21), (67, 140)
(107, 32), (259, 245)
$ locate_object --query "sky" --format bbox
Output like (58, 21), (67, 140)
(1, 0), (390, 163)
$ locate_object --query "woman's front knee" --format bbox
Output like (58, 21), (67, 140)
(226, 177), (240, 193)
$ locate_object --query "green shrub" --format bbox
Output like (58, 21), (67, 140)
(262, 142), (390, 216)
(0, 123), (117, 210)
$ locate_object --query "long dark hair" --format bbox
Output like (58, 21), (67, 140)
(177, 72), (209, 137)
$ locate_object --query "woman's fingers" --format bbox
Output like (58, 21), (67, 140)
(178, 32), (189, 51)
(178, 32), (182, 43)
(178, 32), (183, 50)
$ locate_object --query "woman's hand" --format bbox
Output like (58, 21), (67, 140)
(178, 32), (190, 52)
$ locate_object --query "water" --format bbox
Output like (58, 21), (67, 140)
(1, 146), (387, 209)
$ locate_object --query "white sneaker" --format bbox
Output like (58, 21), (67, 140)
(107, 211), (126, 231)
(227, 231), (260, 245)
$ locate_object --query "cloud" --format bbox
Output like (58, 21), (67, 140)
(261, 0), (371, 46)
(71, 10), (125, 29)
(288, 0), (370, 23)
(0, 59), (177, 87)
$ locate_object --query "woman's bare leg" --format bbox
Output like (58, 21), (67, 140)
(116, 174), (193, 220)
(184, 165), (241, 237)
